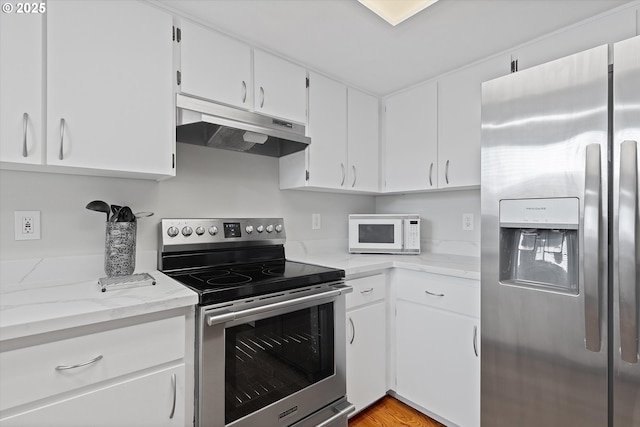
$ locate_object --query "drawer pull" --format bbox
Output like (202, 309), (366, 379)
(425, 290), (445, 297)
(360, 288), (374, 295)
(55, 354), (103, 371)
(169, 373), (177, 419)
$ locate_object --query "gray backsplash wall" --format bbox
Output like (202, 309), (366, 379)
(0, 143), (374, 260)
(375, 190), (481, 257)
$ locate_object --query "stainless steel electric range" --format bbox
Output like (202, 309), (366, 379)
(158, 218), (354, 427)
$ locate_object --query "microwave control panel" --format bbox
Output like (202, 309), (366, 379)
(405, 219), (420, 250)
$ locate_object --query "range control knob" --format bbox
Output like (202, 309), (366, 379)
(275, 224), (283, 233)
(195, 226), (205, 236)
(182, 226), (193, 237)
(167, 226), (179, 237)
(266, 224), (274, 233)
(245, 225), (254, 234)
(256, 225), (265, 233)
(208, 226), (218, 236)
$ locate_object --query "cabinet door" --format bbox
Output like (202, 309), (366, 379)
(0, 10), (43, 165)
(0, 365), (184, 427)
(384, 81), (438, 192)
(512, 8), (636, 70)
(347, 88), (379, 192)
(395, 300), (479, 427)
(438, 55), (509, 189)
(347, 302), (387, 414)
(307, 72), (347, 188)
(180, 21), (251, 110)
(254, 50), (307, 124)
(46, 1), (174, 177)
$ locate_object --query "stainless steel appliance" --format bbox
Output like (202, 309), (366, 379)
(481, 36), (639, 427)
(158, 218), (354, 427)
(348, 214), (420, 254)
(176, 94), (310, 157)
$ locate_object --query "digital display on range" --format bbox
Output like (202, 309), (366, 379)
(224, 222), (241, 238)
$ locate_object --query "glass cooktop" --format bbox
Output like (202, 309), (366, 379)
(167, 260), (344, 305)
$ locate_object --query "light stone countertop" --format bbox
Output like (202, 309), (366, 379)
(0, 251), (198, 342)
(285, 240), (480, 281)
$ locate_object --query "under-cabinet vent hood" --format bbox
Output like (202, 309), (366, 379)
(176, 94), (310, 157)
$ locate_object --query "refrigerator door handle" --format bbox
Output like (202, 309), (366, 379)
(583, 143), (602, 352)
(618, 140), (638, 364)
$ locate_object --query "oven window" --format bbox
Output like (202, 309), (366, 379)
(225, 303), (335, 424)
(359, 224), (395, 244)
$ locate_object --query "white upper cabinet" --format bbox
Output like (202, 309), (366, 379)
(254, 50), (307, 124)
(46, 0), (175, 178)
(384, 81), (438, 192)
(512, 8), (636, 70)
(347, 88), (379, 192)
(279, 75), (379, 193)
(437, 54), (510, 189)
(307, 72), (347, 188)
(180, 21), (251, 110)
(0, 11), (43, 165)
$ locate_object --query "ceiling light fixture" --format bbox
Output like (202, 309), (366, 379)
(358, 0), (439, 26)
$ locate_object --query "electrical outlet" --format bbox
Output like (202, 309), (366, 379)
(15, 211), (41, 240)
(312, 213), (321, 230)
(462, 213), (474, 231)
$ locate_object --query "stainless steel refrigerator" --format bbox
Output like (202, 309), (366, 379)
(480, 35), (639, 427)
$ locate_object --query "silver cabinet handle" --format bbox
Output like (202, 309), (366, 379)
(22, 112), (28, 157)
(473, 325), (479, 357)
(351, 165), (357, 188)
(55, 354), (103, 371)
(169, 373), (177, 419)
(348, 317), (355, 344)
(583, 143), (602, 352)
(445, 159), (450, 184)
(241, 81), (247, 104)
(259, 86), (265, 108)
(425, 290), (444, 297)
(429, 162), (434, 186)
(618, 140), (638, 363)
(340, 163), (345, 186)
(360, 288), (373, 295)
(58, 118), (66, 160)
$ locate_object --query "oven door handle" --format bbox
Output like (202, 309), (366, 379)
(205, 285), (351, 326)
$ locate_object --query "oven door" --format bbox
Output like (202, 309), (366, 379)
(198, 285), (351, 427)
(348, 218), (404, 253)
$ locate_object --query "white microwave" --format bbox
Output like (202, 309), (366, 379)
(348, 214), (420, 254)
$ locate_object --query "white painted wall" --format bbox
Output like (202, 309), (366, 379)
(0, 143), (374, 260)
(375, 190), (481, 257)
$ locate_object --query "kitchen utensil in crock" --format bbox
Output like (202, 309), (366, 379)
(86, 200), (110, 220)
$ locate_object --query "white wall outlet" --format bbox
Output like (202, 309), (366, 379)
(312, 213), (321, 230)
(15, 211), (41, 240)
(462, 213), (474, 231)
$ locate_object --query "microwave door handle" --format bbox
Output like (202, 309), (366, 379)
(401, 220), (405, 248)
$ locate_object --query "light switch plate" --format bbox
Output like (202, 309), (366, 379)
(15, 211), (41, 240)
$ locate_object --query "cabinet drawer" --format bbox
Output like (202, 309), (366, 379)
(393, 269), (479, 317)
(346, 273), (386, 310)
(0, 316), (185, 412)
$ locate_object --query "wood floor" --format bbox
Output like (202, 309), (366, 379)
(348, 396), (445, 427)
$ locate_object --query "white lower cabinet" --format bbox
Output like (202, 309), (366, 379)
(0, 311), (192, 427)
(392, 270), (479, 427)
(345, 274), (387, 414)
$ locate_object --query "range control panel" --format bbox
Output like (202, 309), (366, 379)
(160, 218), (286, 249)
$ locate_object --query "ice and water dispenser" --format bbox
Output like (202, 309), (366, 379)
(499, 198), (579, 295)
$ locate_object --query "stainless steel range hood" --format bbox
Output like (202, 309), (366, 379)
(176, 94), (310, 157)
